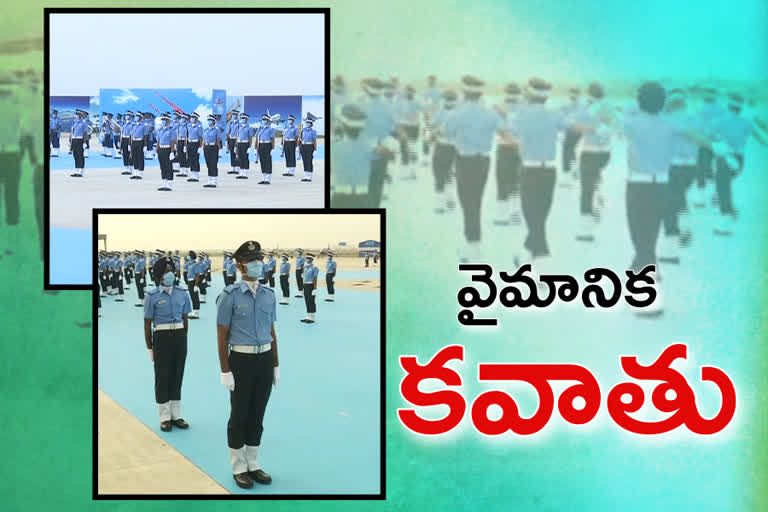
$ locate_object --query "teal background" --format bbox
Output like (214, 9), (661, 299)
(1, 0), (767, 510)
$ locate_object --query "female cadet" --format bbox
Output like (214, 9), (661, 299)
(226, 110), (240, 175)
(143, 256), (192, 432)
(120, 111), (134, 175)
(324, 252), (337, 302)
(129, 111), (148, 180)
(176, 113), (189, 178)
(298, 113), (319, 182)
(278, 253), (291, 305)
(134, 251), (147, 307)
(294, 249), (306, 298)
(155, 113), (177, 192)
(217, 240), (279, 489)
(300, 253), (319, 323)
(235, 113), (254, 179)
(257, 114), (276, 185)
(186, 250), (201, 319)
(266, 252), (277, 287)
(69, 109), (89, 177)
(281, 114), (299, 177)
(186, 112), (204, 183)
(203, 114), (222, 188)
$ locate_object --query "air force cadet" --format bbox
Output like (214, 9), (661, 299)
(144, 256), (192, 432)
(281, 115), (299, 177)
(324, 252), (337, 302)
(294, 249), (305, 297)
(130, 111), (148, 179)
(186, 112), (204, 183)
(120, 111), (134, 174)
(227, 110), (240, 175)
(299, 113), (319, 182)
(69, 109), (89, 177)
(300, 252), (319, 323)
(203, 114), (222, 188)
(217, 240), (279, 489)
(49, 109), (61, 157)
(156, 113), (177, 191)
(278, 253), (291, 304)
(186, 250), (202, 319)
(258, 114), (276, 184)
(236, 113), (254, 179)
(134, 251), (147, 307)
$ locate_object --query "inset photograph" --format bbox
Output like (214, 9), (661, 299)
(46, 9), (328, 287)
(94, 210), (383, 497)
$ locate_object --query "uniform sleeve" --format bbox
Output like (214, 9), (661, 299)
(272, 294), (277, 323)
(143, 295), (153, 319)
(182, 292), (192, 315)
(216, 291), (234, 326)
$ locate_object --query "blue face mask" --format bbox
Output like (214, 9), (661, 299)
(162, 271), (175, 286)
(246, 260), (263, 278)
(208, 120), (214, 127)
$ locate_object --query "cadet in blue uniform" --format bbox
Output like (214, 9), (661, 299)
(101, 112), (115, 157)
(324, 252), (337, 302)
(265, 252), (277, 287)
(203, 114), (222, 188)
(236, 113), (254, 179)
(144, 256), (192, 432)
(298, 113), (319, 182)
(113, 114), (122, 158)
(443, 75), (503, 262)
(429, 89), (459, 214)
(134, 250), (147, 307)
(294, 249), (305, 298)
(198, 252), (209, 303)
(156, 113), (178, 191)
(257, 114), (276, 184)
(186, 250), (202, 318)
(216, 240), (279, 489)
(692, 86), (725, 207)
(186, 112), (203, 183)
(130, 111), (148, 179)
(361, 78), (399, 207)
(300, 253), (319, 323)
(561, 87), (583, 175)
(69, 109), (89, 177)
(113, 253), (125, 301)
(120, 111), (134, 174)
(397, 85), (422, 179)
(493, 83), (523, 225)
(227, 252), (238, 285)
(216, 114), (226, 158)
(278, 253), (291, 304)
(144, 113), (156, 160)
(177, 113), (190, 177)
(281, 114), (299, 177)
(124, 251), (133, 289)
(422, 75), (441, 159)
(84, 114), (93, 158)
(49, 109), (61, 157)
(226, 110), (240, 175)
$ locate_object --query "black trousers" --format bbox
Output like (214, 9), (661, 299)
(400, 124), (419, 165)
(521, 167), (556, 258)
(258, 142), (273, 174)
(237, 142), (250, 170)
(562, 129), (581, 173)
(280, 274), (289, 298)
(228, 138), (236, 165)
(432, 142), (456, 193)
(183, 271), (188, 283)
(296, 269), (304, 290)
(199, 275), (208, 296)
(187, 141), (200, 173)
(715, 155), (743, 216)
(696, 146), (714, 187)
(326, 272), (335, 294)
(268, 270), (275, 287)
(284, 140), (297, 167)
(579, 151), (610, 215)
(136, 271), (146, 300)
(626, 181), (667, 271)
(125, 268), (133, 285)
(112, 271), (124, 294)
(495, 144), (522, 201)
(662, 165), (694, 236)
(72, 138), (85, 169)
(131, 140), (145, 170)
(203, 145), (219, 177)
(331, 192), (371, 208)
(300, 144), (314, 172)
(152, 329), (187, 404)
(0, 152), (22, 226)
(51, 130), (60, 148)
(188, 280), (200, 310)
(177, 140), (188, 169)
(228, 350), (274, 449)
(303, 283), (316, 313)
(158, 147), (173, 180)
(456, 155), (491, 242)
(121, 138), (132, 166)
(368, 158), (388, 207)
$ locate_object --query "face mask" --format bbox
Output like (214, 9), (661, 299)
(241, 119), (247, 125)
(208, 120), (214, 127)
(163, 120), (169, 127)
(246, 260), (263, 278)
(162, 271), (175, 286)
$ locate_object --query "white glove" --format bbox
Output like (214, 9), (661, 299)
(148, 348), (154, 363)
(83, 143), (87, 149)
(311, 289), (317, 296)
(198, 146), (201, 154)
(273, 366), (280, 387)
(169, 152), (176, 162)
(221, 371), (235, 391)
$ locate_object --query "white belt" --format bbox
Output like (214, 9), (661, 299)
(672, 158), (696, 166)
(71, 137), (83, 140)
(259, 140), (272, 144)
(628, 174), (668, 184)
(188, 140), (199, 143)
(238, 140), (249, 143)
(581, 145), (610, 153)
(155, 322), (185, 331)
(205, 143), (218, 146)
(523, 159), (556, 167)
(302, 142), (315, 145)
(284, 138), (295, 141)
(457, 152), (489, 158)
(158, 144), (171, 148)
(231, 343), (271, 354)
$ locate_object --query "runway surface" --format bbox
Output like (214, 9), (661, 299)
(97, 272), (381, 495)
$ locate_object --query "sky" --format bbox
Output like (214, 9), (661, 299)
(49, 12), (325, 96)
(97, 214), (380, 251)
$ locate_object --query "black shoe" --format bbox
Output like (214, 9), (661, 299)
(233, 473), (254, 489)
(236, 176), (248, 179)
(157, 187), (166, 191)
(492, 219), (511, 226)
(248, 469), (272, 485)
(305, 319), (315, 324)
(324, 298), (333, 302)
(135, 176), (142, 180)
(171, 418), (189, 429)
(575, 235), (595, 242)
(227, 170), (238, 174)
(300, 318), (308, 323)
(187, 178), (199, 182)
(258, 181), (267, 184)
(160, 421), (172, 432)
(134, 303), (142, 307)
(282, 173), (291, 176)
(301, 178), (309, 182)
(69, 173), (82, 177)
(203, 184), (214, 188)
(121, 171), (132, 175)
(658, 256), (680, 264)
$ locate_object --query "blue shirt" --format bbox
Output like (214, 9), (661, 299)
(266, 258), (276, 271)
(188, 261), (201, 280)
(567, 103), (611, 149)
(50, 116), (61, 131)
(131, 121), (147, 140)
(156, 125), (176, 146)
(121, 119), (134, 137)
(283, 125), (298, 140)
(72, 119), (88, 138)
(216, 281), (276, 346)
(115, 258), (124, 270)
(177, 121), (188, 140)
(237, 122), (254, 142)
(398, 97), (422, 124)
(303, 263), (319, 282)
(226, 260), (236, 276)
(432, 107), (457, 143)
(622, 112), (682, 177)
(259, 126), (275, 142)
(506, 104), (565, 161)
(136, 258), (146, 272)
(363, 98), (398, 140)
(445, 101), (502, 155)
(711, 112), (752, 153)
(300, 126), (317, 143)
(187, 121), (203, 142)
(144, 286), (192, 324)
(280, 261), (290, 274)
(296, 256), (306, 270)
(203, 125), (221, 144)
(332, 137), (378, 188)
(665, 112), (700, 161)
(326, 260), (337, 273)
